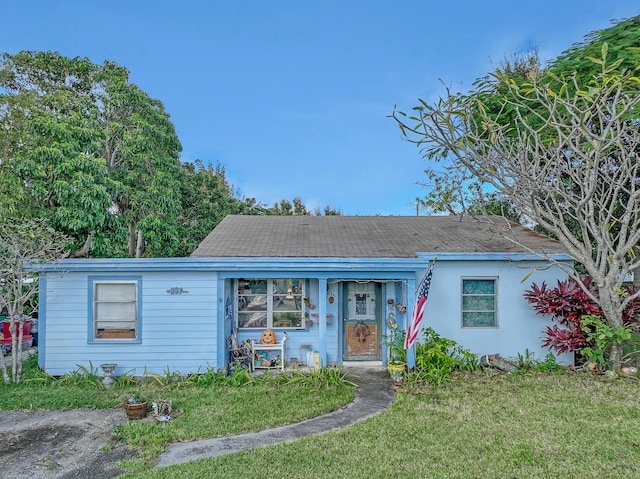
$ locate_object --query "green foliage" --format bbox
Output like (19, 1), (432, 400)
(0, 52), (113, 251)
(384, 328), (406, 365)
(174, 160), (267, 256)
(1, 50), (328, 258)
(549, 16), (640, 85)
(279, 366), (357, 390)
(516, 349), (538, 371)
(19, 355), (53, 383)
(514, 350), (564, 375)
(221, 366), (255, 387)
(269, 196), (342, 217)
(467, 192), (521, 223)
(538, 352), (564, 373)
(395, 17), (640, 219)
(113, 370), (137, 388)
(580, 315), (632, 369)
(407, 327), (478, 388)
(0, 51), (186, 258)
(149, 368), (188, 390)
(392, 21), (640, 371)
(56, 362), (104, 389)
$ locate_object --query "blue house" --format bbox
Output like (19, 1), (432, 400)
(34, 215), (573, 376)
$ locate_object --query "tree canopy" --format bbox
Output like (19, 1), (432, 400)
(269, 197), (342, 216)
(392, 17), (640, 369)
(0, 52), (184, 257)
(176, 160), (267, 256)
(0, 51), (268, 258)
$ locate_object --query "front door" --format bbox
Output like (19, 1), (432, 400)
(342, 282), (381, 361)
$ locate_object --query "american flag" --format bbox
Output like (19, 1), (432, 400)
(404, 262), (435, 350)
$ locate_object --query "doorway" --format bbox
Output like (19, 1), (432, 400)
(342, 282), (381, 361)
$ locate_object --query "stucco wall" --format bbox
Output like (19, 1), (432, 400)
(417, 259), (573, 365)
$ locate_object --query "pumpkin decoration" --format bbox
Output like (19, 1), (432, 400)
(261, 328), (277, 344)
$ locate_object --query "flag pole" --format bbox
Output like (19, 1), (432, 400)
(405, 257), (438, 364)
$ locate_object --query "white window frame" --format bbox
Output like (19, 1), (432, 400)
(89, 276), (141, 342)
(461, 277), (498, 328)
(236, 278), (305, 330)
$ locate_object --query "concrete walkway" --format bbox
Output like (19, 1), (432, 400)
(155, 366), (396, 469)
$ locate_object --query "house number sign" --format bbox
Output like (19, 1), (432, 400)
(166, 287), (189, 295)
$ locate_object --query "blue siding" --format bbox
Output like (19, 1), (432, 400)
(42, 270), (218, 376)
(233, 279), (342, 366)
(38, 254), (573, 375)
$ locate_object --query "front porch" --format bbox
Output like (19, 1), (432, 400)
(220, 270), (420, 372)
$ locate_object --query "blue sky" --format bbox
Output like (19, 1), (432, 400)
(2, 2), (638, 215)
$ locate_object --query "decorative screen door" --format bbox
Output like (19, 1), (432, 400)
(342, 282), (381, 361)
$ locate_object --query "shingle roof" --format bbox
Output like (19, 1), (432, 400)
(191, 215), (569, 258)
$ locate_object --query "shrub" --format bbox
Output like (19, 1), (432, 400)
(407, 327), (478, 387)
(524, 277), (640, 357)
(515, 350), (564, 374)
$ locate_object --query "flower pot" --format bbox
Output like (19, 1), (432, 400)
(124, 402), (148, 420)
(387, 362), (406, 383)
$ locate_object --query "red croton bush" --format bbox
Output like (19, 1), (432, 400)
(524, 277), (640, 355)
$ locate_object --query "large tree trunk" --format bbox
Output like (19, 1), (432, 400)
(598, 282), (624, 371)
(135, 229), (145, 258)
(68, 232), (94, 258)
(609, 343), (623, 371)
(128, 222), (136, 257)
(128, 222), (145, 258)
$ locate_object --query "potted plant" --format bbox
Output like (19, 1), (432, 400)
(303, 297), (315, 309)
(385, 329), (406, 383)
(124, 395), (148, 420)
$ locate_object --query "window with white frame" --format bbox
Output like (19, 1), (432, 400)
(461, 278), (497, 328)
(236, 278), (304, 329)
(91, 278), (140, 340)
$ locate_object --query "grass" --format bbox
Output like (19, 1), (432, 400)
(4, 357), (640, 478)
(127, 370), (640, 479)
(0, 357), (356, 471)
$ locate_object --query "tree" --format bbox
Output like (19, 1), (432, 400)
(0, 51), (183, 258)
(467, 193), (521, 224)
(97, 62), (183, 257)
(549, 16), (640, 82)
(411, 49), (543, 216)
(392, 46), (640, 369)
(175, 160), (267, 256)
(0, 219), (70, 383)
(317, 205), (343, 216)
(0, 52), (113, 251)
(270, 197), (342, 216)
(270, 199), (294, 215)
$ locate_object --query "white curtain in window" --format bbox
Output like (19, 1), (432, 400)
(95, 283), (136, 330)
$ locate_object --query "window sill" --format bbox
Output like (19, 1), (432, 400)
(97, 329), (136, 339)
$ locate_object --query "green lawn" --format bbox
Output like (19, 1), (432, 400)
(128, 371), (640, 479)
(3, 358), (640, 479)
